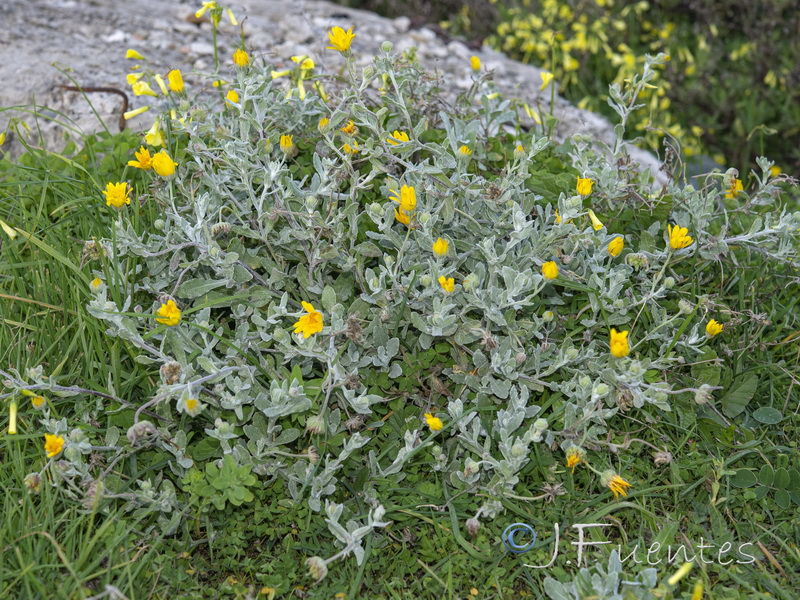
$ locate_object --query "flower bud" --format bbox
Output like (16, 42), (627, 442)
(305, 556), (328, 582)
(533, 418), (548, 431)
(420, 274), (432, 287)
(126, 420), (157, 445)
(511, 442), (526, 457)
(305, 414), (326, 435)
(418, 212), (431, 225)
(362, 65), (375, 80)
(211, 222), (232, 238)
(579, 375), (591, 388)
(369, 202), (383, 215)
(626, 253), (649, 270)
(678, 299), (693, 314)
(462, 272), (479, 292)
(565, 348), (579, 361)
(160, 361), (182, 384)
(542, 310), (555, 322)
(465, 517), (480, 538)
(381, 41), (394, 53)
(305, 196), (318, 210)
(653, 450), (672, 466)
(154, 219), (165, 231)
(464, 458), (480, 477)
(24, 472), (42, 494)
(594, 383), (609, 397)
(64, 445), (81, 462)
(664, 276), (675, 289)
(694, 384), (713, 404)
(515, 351), (527, 365)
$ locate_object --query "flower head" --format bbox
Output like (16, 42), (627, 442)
(389, 184), (416, 213)
(608, 236), (624, 257)
(387, 130), (409, 145)
(182, 397), (204, 417)
(293, 301), (324, 338)
(44, 433), (64, 458)
(128, 146), (152, 170)
(156, 299), (181, 326)
(601, 469), (633, 499)
(565, 445), (586, 472)
(542, 261), (559, 280)
(103, 182), (131, 208)
(318, 117), (330, 132)
(327, 26), (355, 52)
(470, 56), (481, 71)
(167, 69), (184, 93)
(424, 413), (443, 431)
(458, 145), (472, 156)
(725, 178), (744, 199)
(432, 237), (449, 257)
(151, 150), (178, 176)
(233, 48), (250, 67)
(340, 120), (357, 136)
(343, 141), (359, 155)
(770, 165), (782, 177)
(540, 71), (554, 90)
(394, 208), (412, 226)
(705, 319), (724, 337)
(667, 224), (693, 249)
(144, 118), (164, 146)
(132, 80), (158, 97)
(609, 328), (630, 358)
(126, 49), (144, 60)
(587, 209), (604, 230)
(438, 276), (455, 293)
(280, 134), (294, 154)
(225, 89), (239, 104)
(576, 177), (593, 196)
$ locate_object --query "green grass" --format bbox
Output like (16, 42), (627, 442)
(1, 119), (799, 600)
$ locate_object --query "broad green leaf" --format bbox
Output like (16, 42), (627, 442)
(721, 373), (759, 418)
(730, 469), (757, 488)
(752, 407), (782, 425)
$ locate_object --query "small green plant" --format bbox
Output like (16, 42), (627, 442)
(183, 454), (258, 511)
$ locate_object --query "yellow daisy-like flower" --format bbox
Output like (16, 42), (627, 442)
(424, 413), (443, 431)
(167, 69), (184, 93)
(156, 299), (182, 326)
(90, 277), (104, 292)
(609, 328), (630, 358)
(327, 26), (356, 53)
(705, 319), (724, 337)
(293, 301), (324, 338)
(31, 395), (47, 410)
(343, 141), (359, 155)
(340, 120), (357, 136)
(576, 177), (593, 196)
(432, 237), (449, 257)
(44, 433), (64, 458)
(565, 445), (586, 472)
(318, 117), (330, 132)
(183, 397), (204, 417)
(280, 134), (294, 154)
(587, 209), (604, 231)
(608, 236), (624, 257)
(458, 145), (472, 156)
(233, 48), (250, 67)
(132, 81), (158, 97)
(542, 261), (559, 280)
(226, 89), (240, 104)
(387, 130), (409, 145)
(438, 276), (455, 293)
(128, 146), (153, 170)
(389, 184), (417, 213)
(601, 469), (633, 499)
(770, 165), (782, 177)
(151, 150), (178, 176)
(103, 182), (131, 208)
(725, 178), (744, 199)
(394, 208), (412, 226)
(470, 56), (481, 71)
(667, 224), (693, 249)
(540, 71), (554, 90)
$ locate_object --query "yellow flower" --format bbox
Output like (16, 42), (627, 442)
(691, 581), (704, 600)
(667, 224), (693, 249)
(576, 177), (594, 196)
(424, 413), (443, 431)
(601, 470), (633, 499)
(608, 236), (624, 257)
(523, 103), (542, 124)
(90, 277), (104, 292)
(128, 146), (153, 170)
(609, 328), (630, 358)
(156, 299), (182, 326)
(123, 105), (150, 120)
(470, 56), (481, 71)
(458, 145), (472, 156)
(725, 178), (744, 199)
(151, 150), (178, 176)
(31, 395), (46, 409)
(667, 562), (694, 586)
(343, 141), (359, 155)
(103, 182), (131, 208)
(226, 89), (240, 104)
(233, 48), (250, 67)
(154, 74), (169, 96)
(389, 185), (416, 213)
(540, 71), (554, 90)
(167, 69), (184, 93)
(514, 144), (524, 157)
(280, 134), (294, 154)
(327, 26), (356, 52)
(565, 445), (586, 472)
(770, 165), (782, 177)
(293, 301), (324, 338)
(126, 72), (143, 85)
(8, 401), (17, 434)
(183, 397), (204, 417)
(126, 49), (144, 60)
(554, 209), (562, 224)
(44, 433), (64, 458)
(542, 261), (559, 280)
(587, 209), (604, 230)
(145, 118), (164, 147)
(0, 132), (5, 147)
(387, 130), (409, 145)
(340, 120), (357, 135)
(432, 237), (449, 257)
(705, 319), (723, 337)
(394, 208), (412, 226)
(438, 276), (455, 293)
(132, 81), (158, 97)
(195, 1), (217, 18)
(318, 117), (330, 132)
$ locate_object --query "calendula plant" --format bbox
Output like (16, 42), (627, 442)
(8, 9), (788, 585)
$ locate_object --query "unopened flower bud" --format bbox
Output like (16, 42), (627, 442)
(362, 65), (375, 80)
(465, 517), (480, 538)
(626, 253), (649, 270)
(678, 299), (693, 314)
(418, 212), (431, 225)
(305, 556), (328, 582)
(594, 383), (609, 397)
(664, 276), (675, 289)
(694, 384), (714, 404)
(381, 41), (394, 53)
(464, 458), (480, 477)
(462, 272), (479, 292)
(154, 219), (165, 231)
(160, 361), (182, 384)
(305, 414), (326, 435)
(515, 351), (527, 365)
(126, 420), (158, 445)
(24, 472), (42, 494)
(511, 442), (526, 457)
(542, 310), (555, 322)
(533, 418), (548, 431)
(420, 274), (432, 287)
(579, 375), (591, 388)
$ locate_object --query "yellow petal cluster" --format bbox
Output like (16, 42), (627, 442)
(667, 224), (693, 249)
(293, 301), (324, 338)
(156, 299), (182, 326)
(432, 237), (449, 257)
(424, 413), (443, 431)
(609, 328), (630, 358)
(44, 433), (64, 458)
(705, 319), (723, 337)
(103, 182), (131, 208)
(542, 261), (559, 280)
(327, 26), (356, 52)
(576, 177), (593, 196)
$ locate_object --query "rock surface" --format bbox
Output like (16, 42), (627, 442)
(0, 0), (664, 182)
